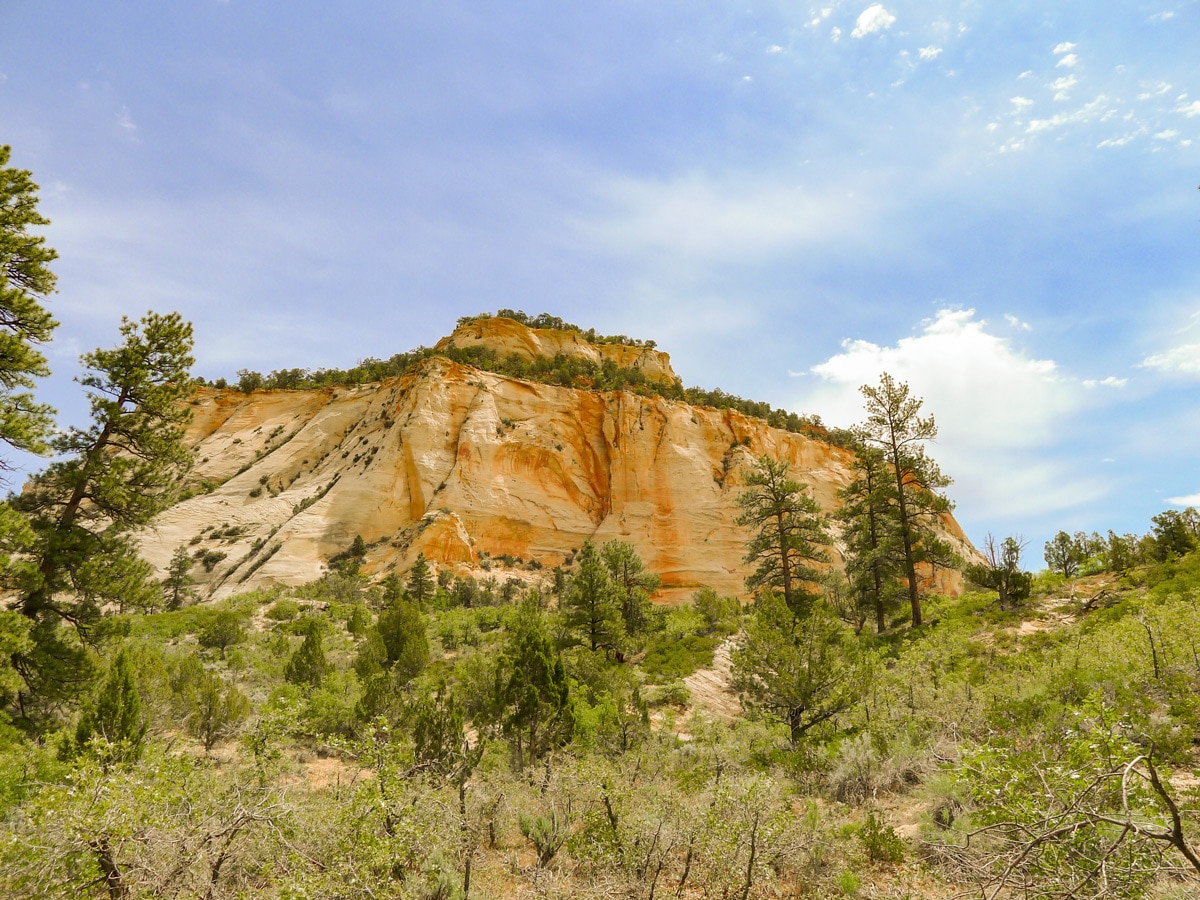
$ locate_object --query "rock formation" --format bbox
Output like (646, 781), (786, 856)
(140, 318), (976, 602)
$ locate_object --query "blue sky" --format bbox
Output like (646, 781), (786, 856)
(2, 0), (1198, 563)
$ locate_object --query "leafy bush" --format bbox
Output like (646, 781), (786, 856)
(640, 633), (717, 681)
(859, 811), (904, 862)
(197, 611), (246, 659)
(265, 598), (301, 621)
(646, 681), (691, 708)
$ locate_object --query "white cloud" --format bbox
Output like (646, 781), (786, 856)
(806, 309), (1074, 448)
(1150, 11), (1176, 22)
(1050, 75), (1078, 101)
(1010, 96), (1034, 110)
(1018, 70), (1034, 80)
(831, 26), (843, 42)
(918, 46), (942, 61)
(1053, 42), (1077, 55)
(117, 107), (137, 131)
(1082, 376), (1127, 388)
(1154, 129), (1180, 140)
(795, 309), (1108, 517)
(1056, 53), (1079, 68)
(1177, 100), (1200, 117)
(766, 45), (784, 54)
(806, 7), (834, 27)
(1167, 491), (1200, 506)
(1137, 81), (1172, 100)
(852, 5), (896, 39)
(1140, 342), (1200, 375)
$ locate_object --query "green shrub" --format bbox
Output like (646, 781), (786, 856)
(197, 611), (246, 659)
(859, 811), (904, 862)
(646, 680), (691, 708)
(640, 633), (717, 681)
(266, 598), (301, 621)
(692, 587), (741, 636)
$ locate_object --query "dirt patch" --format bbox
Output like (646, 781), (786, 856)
(296, 753), (361, 790)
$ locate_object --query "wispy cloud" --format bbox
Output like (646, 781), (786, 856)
(1138, 81), (1172, 100)
(581, 172), (875, 263)
(1140, 342), (1200, 375)
(1005, 314), (1032, 331)
(1027, 95), (1112, 134)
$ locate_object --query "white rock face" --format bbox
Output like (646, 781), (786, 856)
(142, 324), (976, 602)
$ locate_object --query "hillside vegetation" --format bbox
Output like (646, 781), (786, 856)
(3, 516), (1200, 898)
(205, 311), (844, 444)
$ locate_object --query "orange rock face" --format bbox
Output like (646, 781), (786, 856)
(142, 325), (975, 602)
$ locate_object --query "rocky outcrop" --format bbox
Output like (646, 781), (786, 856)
(436, 316), (678, 385)
(141, 323), (976, 602)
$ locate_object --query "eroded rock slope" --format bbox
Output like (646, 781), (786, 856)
(141, 321), (974, 601)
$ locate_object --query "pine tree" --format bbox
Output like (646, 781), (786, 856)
(184, 668), (251, 753)
(967, 534), (1032, 611)
(3, 312), (194, 723)
(407, 552), (435, 609)
(561, 540), (624, 654)
(731, 594), (867, 745)
(736, 455), (830, 621)
(412, 683), (468, 777)
(835, 437), (903, 633)
(197, 611), (245, 660)
(163, 546), (195, 610)
(494, 601), (572, 769)
(0, 145), (59, 466)
(284, 622), (329, 689)
(376, 596), (429, 683)
(601, 540), (660, 635)
(74, 650), (148, 765)
(858, 374), (954, 627)
(353, 626), (389, 680)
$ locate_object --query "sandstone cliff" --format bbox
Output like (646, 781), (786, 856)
(141, 322), (975, 602)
